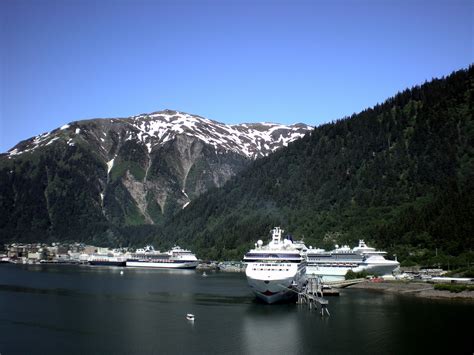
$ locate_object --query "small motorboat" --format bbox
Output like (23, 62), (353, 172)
(186, 313), (195, 321)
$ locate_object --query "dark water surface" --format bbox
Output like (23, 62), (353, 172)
(0, 264), (472, 354)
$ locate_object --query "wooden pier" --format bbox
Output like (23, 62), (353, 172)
(324, 278), (366, 288)
(280, 276), (366, 316)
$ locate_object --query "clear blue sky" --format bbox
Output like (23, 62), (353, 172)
(1, 0), (472, 152)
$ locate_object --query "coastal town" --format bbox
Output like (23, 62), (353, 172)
(1, 242), (121, 264)
(0, 242), (245, 272)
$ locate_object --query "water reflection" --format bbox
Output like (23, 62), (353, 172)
(242, 304), (301, 354)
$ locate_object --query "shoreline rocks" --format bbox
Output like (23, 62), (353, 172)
(347, 280), (474, 300)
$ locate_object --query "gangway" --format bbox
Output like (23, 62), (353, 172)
(297, 277), (330, 316)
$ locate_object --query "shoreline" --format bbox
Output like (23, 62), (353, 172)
(347, 280), (474, 301)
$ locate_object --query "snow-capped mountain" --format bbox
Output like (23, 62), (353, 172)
(1, 110), (312, 241)
(6, 109), (311, 160)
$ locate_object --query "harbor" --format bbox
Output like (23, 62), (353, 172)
(1, 262), (473, 354)
(3, 233), (472, 303)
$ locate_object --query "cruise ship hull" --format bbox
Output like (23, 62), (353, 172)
(364, 261), (400, 276)
(245, 263), (306, 304)
(306, 261), (400, 281)
(126, 260), (199, 269)
(89, 260), (126, 267)
(247, 276), (302, 304)
(306, 266), (351, 281)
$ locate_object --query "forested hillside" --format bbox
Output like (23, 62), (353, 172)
(159, 66), (473, 267)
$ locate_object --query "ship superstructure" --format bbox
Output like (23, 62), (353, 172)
(88, 249), (127, 267)
(126, 245), (199, 269)
(306, 240), (399, 281)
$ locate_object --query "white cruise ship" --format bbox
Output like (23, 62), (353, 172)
(126, 245), (199, 269)
(88, 254), (127, 267)
(243, 227), (306, 304)
(306, 240), (400, 281)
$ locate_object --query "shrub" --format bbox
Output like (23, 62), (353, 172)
(434, 284), (474, 293)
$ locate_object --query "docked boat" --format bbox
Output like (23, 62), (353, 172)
(243, 227), (306, 304)
(126, 245), (199, 269)
(305, 240), (400, 281)
(88, 254), (127, 267)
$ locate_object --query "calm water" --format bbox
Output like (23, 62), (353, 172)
(0, 264), (472, 355)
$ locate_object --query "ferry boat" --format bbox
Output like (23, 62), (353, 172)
(88, 254), (127, 267)
(305, 240), (400, 281)
(243, 227), (306, 304)
(126, 245), (199, 269)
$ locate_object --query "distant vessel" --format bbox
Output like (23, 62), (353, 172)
(305, 240), (400, 281)
(243, 227), (306, 304)
(88, 254), (127, 267)
(186, 313), (195, 321)
(126, 246), (199, 269)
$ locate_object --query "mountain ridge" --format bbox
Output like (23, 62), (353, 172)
(5, 109), (312, 159)
(0, 110), (312, 243)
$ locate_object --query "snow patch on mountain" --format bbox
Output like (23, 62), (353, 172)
(7, 109), (313, 159)
(125, 110), (312, 159)
(107, 157), (116, 174)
